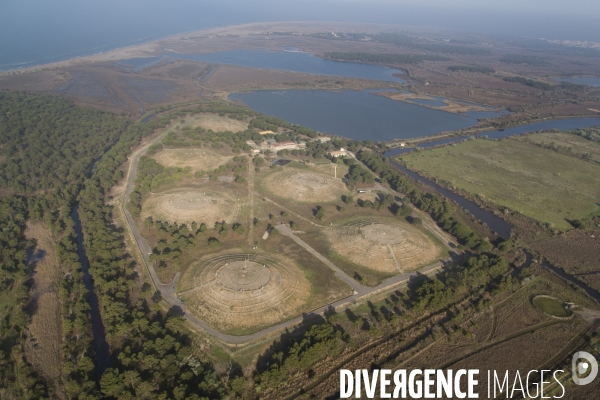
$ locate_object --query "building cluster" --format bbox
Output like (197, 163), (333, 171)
(246, 139), (306, 154)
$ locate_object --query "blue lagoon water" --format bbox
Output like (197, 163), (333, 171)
(385, 117), (600, 156)
(230, 90), (504, 141)
(170, 50), (405, 82)
(554, 76), (600, 87)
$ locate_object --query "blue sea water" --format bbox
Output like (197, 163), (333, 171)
(2, 0), (599, 72)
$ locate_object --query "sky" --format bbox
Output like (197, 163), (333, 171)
(345, 0), (600, 18)
(1, 0), (599, 70)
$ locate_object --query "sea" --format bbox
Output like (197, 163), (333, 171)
(2, 0), (600, 72)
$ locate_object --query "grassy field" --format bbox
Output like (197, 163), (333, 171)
(516, 131), (600, 164)
(23, 222), (64, 397)
(152, 147), (230, 172)
(190, 113), (249, 132)
(400, 138), (600, 230)
(533, 296), (571, 318)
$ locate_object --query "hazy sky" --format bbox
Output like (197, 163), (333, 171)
(341, 0), (600, 17)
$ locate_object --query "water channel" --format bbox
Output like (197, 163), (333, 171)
(71, 206), (111, 378)
(554, 76), (600, 87)
(383, 116), (600, 239)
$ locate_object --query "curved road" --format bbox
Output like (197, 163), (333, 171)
(121, 133), (456, 345)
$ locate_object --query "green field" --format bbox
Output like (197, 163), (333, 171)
(400, 138), (600, 230)
(517, 131), (600, 164)
(533, 296), (571, 318)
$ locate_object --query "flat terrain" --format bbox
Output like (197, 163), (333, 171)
(23, 222), (65, 399)
(152, 147), (230, 172)
(261, 167), (348, 203)
(190, 113), (249, 132)
(400, 138), (600, 230)
(141, 187), (242, 224)
(533, 296), (571, 318)
(3, 21), (599, 123)
(516, 131), (600, 164)
(325, 218), (443, 274)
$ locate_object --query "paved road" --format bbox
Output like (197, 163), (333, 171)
(120, 133), (457, 345)
(275, 223), (453, 296)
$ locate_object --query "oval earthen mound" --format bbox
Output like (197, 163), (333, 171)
(264, 170), (347, 202)
(326, 219), (440, 274)
(141, 189), (238, 223)
(152, 148), (229, 172)
(180, 253), (311, 333)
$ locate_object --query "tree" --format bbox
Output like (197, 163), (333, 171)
(314, 206), (325, 220)
(408, 216), (422, 225)
(235, 175), (246, 184)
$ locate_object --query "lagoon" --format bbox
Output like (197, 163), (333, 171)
(230, 89), (504, 141)
(554, 76), (600, 87)
(170, 50), (405, 83)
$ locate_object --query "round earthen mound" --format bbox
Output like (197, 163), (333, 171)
(216, 261), (272, 291)
(361, 223), (406, 245)
(326, 219), (440, 274)
(141, 189), (239, 223)
(180, 253), (311, 332)
(264, 170), (347, 202)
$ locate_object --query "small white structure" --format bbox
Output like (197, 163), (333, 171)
(271, 141), (302, 152)
(329, 148), (347, 158)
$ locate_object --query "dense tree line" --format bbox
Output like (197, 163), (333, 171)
(77, 115), (225, 399)
(567, 126), (600, 144)
(323, 52), (448, 64)
(448, 65), (495, 73)
(0, 92), (130, 194)
(346, 163), (374, 187)
(0, 196), (48, 399)
(55, 226), (98, 398)
(500, 54), (549, 66)
(0, 92), (166, 398)
(0, 93), (230, 397)
(253, 253), (510, 396)
(370, 33), (490, 55)
(357, 150), (492, 251)
(503, 76), (553, 90)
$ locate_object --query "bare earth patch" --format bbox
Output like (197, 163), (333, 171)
(264, 170), (347, 203)
(179, 253), (311, 334)
(152, 148), (230, 172)
(141, 188), (241, 224)
(24, 222), (65, 399)
(326, 219), (441, 273)
(190, 114), (249, 132)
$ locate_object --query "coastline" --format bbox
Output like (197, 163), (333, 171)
(0, 21), (403, 76)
